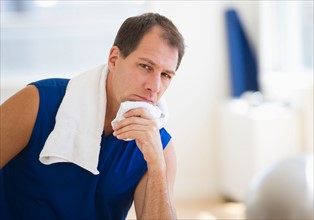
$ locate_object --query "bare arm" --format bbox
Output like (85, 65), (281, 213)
(0, 85), (39, 168)
(134, 141), (177, 219)
(112, 108), (177, 219)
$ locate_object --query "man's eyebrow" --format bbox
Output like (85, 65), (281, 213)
(138, 57), (176, 76)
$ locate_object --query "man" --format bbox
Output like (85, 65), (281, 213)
(0, 13), (185, 219)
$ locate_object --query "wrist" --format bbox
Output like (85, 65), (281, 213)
(147, 158), (167, 174)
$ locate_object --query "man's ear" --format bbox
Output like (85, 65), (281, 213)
(108, 46), (121, 68)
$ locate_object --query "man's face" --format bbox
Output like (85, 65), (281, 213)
(108, 26), (178, 106)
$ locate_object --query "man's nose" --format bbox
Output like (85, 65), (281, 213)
(145, 74), (161, 93)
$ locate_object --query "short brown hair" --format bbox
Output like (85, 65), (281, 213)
(113, 13), (185, 70)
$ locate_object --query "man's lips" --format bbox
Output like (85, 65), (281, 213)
(134, 95), (154, 104)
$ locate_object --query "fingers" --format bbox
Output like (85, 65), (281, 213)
(112, 107), (157, 141)
(113, 107), (154, 129)
(124, 107), (153, 118)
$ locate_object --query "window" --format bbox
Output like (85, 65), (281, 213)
(1, 1), (148, 78)
(259, 0), (313, 74)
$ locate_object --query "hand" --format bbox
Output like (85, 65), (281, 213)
(112, 108), (165, 169)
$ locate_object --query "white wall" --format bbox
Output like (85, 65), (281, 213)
(147, 1), (260, 200)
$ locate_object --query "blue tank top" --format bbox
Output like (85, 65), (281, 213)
(0, 78), (171, 220)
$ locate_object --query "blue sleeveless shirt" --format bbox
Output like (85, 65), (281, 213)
(0, 78), (171, 220)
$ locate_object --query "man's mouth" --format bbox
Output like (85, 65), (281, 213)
(133, 95), (154, 105)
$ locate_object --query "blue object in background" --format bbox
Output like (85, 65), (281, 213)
(225, 9), (259, 97)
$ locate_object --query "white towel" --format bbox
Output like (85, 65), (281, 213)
(39, 64), (107, 175)
(39, 64), (169, 175)
(111, 100), (169, 141)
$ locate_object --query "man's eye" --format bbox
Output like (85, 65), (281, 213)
(140, 64), (151, 71)
(162, 72), (172, 79)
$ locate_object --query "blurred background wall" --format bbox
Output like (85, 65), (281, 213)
(1, 0), (313, 203)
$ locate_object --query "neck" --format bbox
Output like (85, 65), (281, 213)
(104, 71), (120, 136)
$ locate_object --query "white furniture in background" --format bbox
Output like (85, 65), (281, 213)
(219, 97), (302, 202)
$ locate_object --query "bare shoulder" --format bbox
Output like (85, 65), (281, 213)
(0, 85), (39, 168)
(1, 85), (39, 107)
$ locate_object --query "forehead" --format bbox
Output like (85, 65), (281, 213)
(130, 27), (178, 72)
